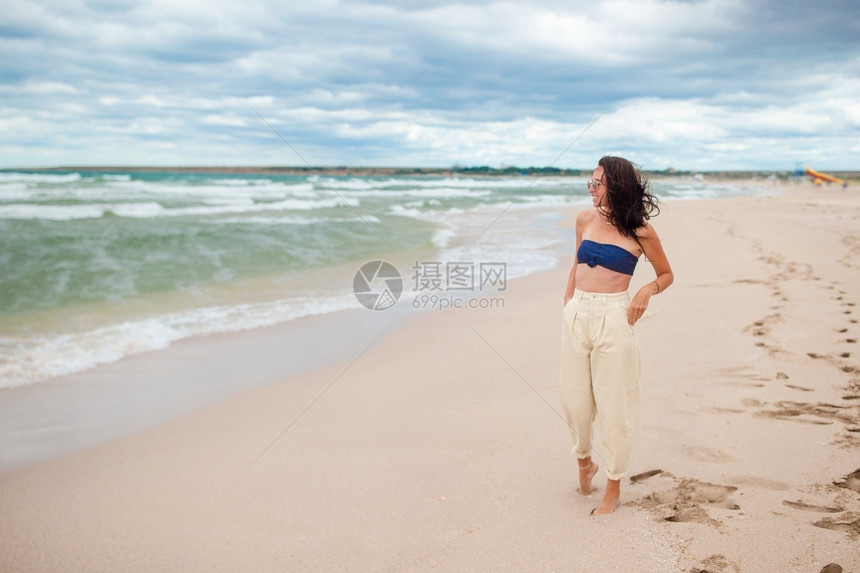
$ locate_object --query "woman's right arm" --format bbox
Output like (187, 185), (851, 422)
(563, 211), (587, 306)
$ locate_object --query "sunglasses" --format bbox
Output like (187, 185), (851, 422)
(586, 179), (603, 190)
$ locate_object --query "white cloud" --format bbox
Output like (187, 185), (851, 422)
(15, 81), (78, 94)
(201, 114), (248, 127)
(1, 0), (858, 169)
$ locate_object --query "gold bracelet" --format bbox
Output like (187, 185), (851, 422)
(653, 280), (660, 294)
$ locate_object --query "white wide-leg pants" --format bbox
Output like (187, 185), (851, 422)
(560, 289), (641, 481)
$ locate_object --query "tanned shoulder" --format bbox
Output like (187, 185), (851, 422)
(575, 209), (593, 228)
(637, 222), (659, 241)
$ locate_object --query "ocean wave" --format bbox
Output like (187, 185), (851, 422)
(436, 233), (563, 280)
(400, 176), (577, 190)
(212, 214), (381, 225)
(0, 184), (37, 200)
(0, 172), (81, 184)
(387, 204), (427, 219)
(386, 194), (585, 223)
(321, 176), (578, 191)
(208, 177), (274, 186)
(0, 294), (357, 389)
(431, 228), (457, 248)
(656, 183), (765, 199)
(0, 197), (360, 220)
(0, 179), (320, 205)
(334, 186), (493, 199)
(0, 203), (106, 220)
(106, 180), (318, 199)
(317, 178), (389, 190)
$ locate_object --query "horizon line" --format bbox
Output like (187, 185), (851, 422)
(4, 165), (857, 175)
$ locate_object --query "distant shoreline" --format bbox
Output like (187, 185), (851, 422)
(4, 165), (858, 180)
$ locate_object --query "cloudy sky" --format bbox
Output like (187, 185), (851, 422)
(2, 0), (858, 170)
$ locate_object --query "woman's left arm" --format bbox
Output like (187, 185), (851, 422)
(628, 224), (674, 325)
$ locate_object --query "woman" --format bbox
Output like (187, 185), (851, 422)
(560, 156), (673, 515)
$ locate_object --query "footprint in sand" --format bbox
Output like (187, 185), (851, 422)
(682, 445), (735, 463)
(708, 406), (746, 414)
(756, 401), (858, 425)
(691, 553), (741, 573)
(726, 475), (790, 490)
(629, 469), (663, 484)
(635, 476), (739, 526)
(744, 314), (781, 338)
(782, 499), (844, 513)
(719, 366), (768, 387)
(847, 378), (860, 391)
(812, 514), (860, 537)
(833, 468), (860, 494)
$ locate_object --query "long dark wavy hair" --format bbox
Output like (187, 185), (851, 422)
(598, 155), (660, 239)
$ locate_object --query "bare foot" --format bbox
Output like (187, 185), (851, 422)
(591, 478), (621, 515)
(577, 461), (599, 495)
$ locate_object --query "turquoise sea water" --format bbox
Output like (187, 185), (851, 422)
(0, 170), (765, 387)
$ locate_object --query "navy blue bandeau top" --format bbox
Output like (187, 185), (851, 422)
(577, 239), (639, 275)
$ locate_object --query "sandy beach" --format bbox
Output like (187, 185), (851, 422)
(1, 182), (858, 572)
